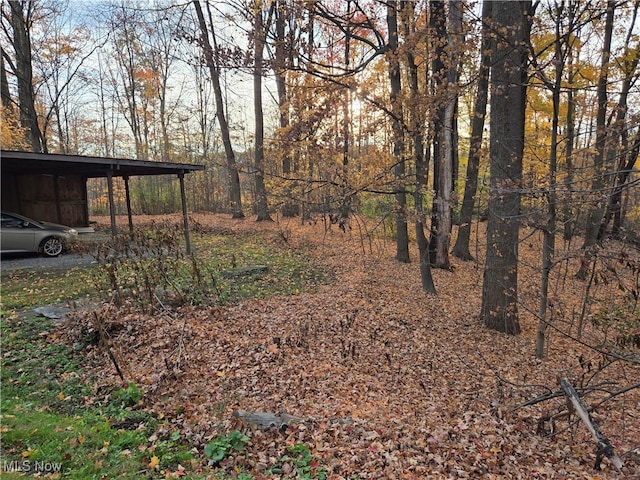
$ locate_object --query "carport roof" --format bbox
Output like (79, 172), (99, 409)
(1, 150), (205, 178)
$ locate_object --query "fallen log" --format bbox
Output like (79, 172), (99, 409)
(232, 410), (305, 431)
(560, 378), (624, 471)
(221, 265), (269, 278)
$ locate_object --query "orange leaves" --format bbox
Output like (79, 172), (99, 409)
(63, 214), (640, 478)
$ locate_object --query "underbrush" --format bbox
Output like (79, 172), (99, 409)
(1, 223), (330, 479)
(0, 312), (197, 479)
(87, 224), (328, 310)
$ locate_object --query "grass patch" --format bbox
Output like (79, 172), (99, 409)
(1, 266), (96, 310)
(199, 235), (328, 303)
(87, 229), (329, 309)
(0, 313), (198, 479)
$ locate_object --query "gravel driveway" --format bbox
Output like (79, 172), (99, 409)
(0, 233), (106, 276)
(0, 251), (98, 276)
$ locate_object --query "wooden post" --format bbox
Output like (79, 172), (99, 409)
(178, 171), (191, 254)
(106, 169), (117, 236)
(123, 176), (134, 236)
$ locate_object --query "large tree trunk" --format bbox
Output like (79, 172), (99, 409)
(452, 0), (491, 261)
(576, 1), (614, 279)
(193, 0), (244, 218)
(480, 1), (531, 335)
(253, 0), (272, 222)
(9, 0), (44, 152)
(388, 0), (409, 263)
(428, 0), (449, 268)
(429, 0), (461, 270)
(0, 46), (11, 109)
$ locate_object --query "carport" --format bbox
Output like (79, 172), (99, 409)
(1, 150), (205, 253)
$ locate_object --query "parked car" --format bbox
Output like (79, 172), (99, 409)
(1, 212), (78, 257)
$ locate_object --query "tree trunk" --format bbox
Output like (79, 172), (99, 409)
(9, 0), (44, 152)
(536, 5), (563, 359)
(453, 0), (491, 261)
(1, 46), (12, 109)
(388, 0), (409, 263)
(253, 0), (272, 222)
(275, 0), (298, 217)
(480, 1), (531, 335)
(598, 15), (639, 239)
(193, 0), (244, 219)
(339, 1), (353, 224)
(402, 0), (436, 292)
(562, 37), (576, 241)
(428, 0), (449, 268)
(429, 0), (461, 270)
(576, 1), (614, 279)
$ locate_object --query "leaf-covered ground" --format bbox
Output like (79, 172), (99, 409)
(66, 214), (639, 479)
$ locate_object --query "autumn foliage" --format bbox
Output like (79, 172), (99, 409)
(60, 214), (639, 478)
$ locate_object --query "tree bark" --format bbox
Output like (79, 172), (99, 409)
(453, 0), (491, 261)
(536, 3), (563, 359)
(8, 0), (44, 152)
(402, 0), (436, 293)
(388, 0), (409, 263)
(480, 1), (531, 335)
(562, 30), (577, 241)
(576, 1), (615, 279)
(428, 0), (449, 269)
(193, 0), (244, 219)
(432, 0), (462, 269)
(253, 0), (272, 222)
(274, 0), (298, 217)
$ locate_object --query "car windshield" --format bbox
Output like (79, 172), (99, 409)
(1, 213), (42, 229)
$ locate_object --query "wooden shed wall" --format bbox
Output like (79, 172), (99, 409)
(1, 173), (88, 227)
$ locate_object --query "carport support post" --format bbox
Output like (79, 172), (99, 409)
(123, 176), (134, 236)
(107, 169), (117, 236)
(179, 171), (192, 254)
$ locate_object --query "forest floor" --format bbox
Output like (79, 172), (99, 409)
(55, 214), (640, 478)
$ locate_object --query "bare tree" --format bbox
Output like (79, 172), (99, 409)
(387, 0), (409, 263)
(253, 0), (273, 221)
(576, 1), (615, 279)
(193, 0), (244, 218)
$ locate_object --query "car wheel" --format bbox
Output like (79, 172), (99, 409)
(41, 237), (63, 257)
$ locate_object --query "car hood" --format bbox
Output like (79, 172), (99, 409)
(39, 221), (78, 234)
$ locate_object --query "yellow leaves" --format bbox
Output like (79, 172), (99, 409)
(0, 105), (28, 150)
(22, 448), (34, 457)
(148, 455), (160, 469)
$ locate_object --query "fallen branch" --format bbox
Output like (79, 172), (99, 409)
(560, 378), (624, 471)
(93, 311), (125, 382)
(233, 410), (305, 431)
